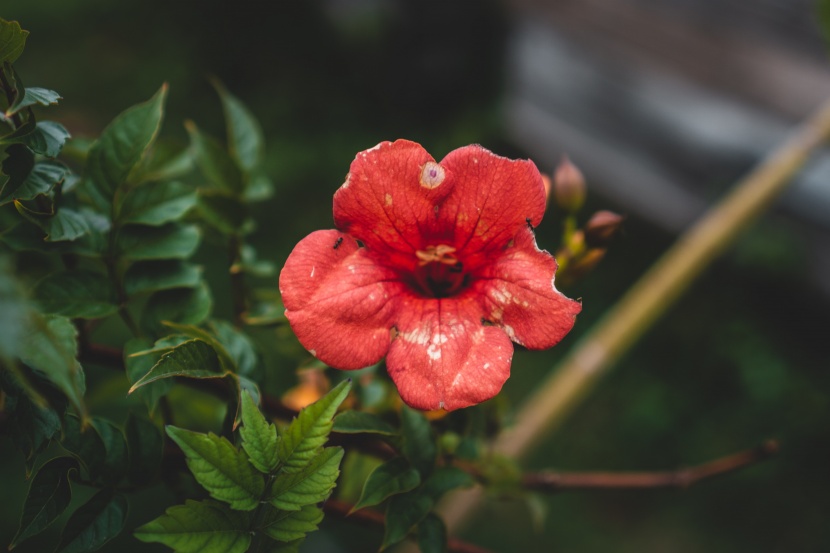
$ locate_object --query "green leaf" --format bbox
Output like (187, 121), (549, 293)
(243, 171), (274, 202)
(2, 160), (69, 206)
(130, 141), (194, 184)
(166, 425), (264, 510)
(213, 81), (264, 175)
(126, 412), (163, 485)
(422, 466), (475, 500)
(128, 339), (225, 394)
(55, 490), (127, 553)
(124, 338), (173, 412)
(119, 180), (197, 226)
(2, 382), (61, 467)
(117, 223), (201, 260)
(400, 406), (436, 477)
(0, 144), (34, 203)
(9, 456), (78, 549)
(90, 418), (129, 485)
(210, 319), (258, 376)
(278, 380), (351, 473)
(269, 446), (344, 511)
(197, 190), (247, 235)
(34, 270), (118, 319)
(262, 538), (305, 553)
(352, 457), (421, 512)
(0, 19), (28, 64)
(417, 513), (447, 553)
(60, 414), (105, 475)
(18, 313), (86, 417)
(260, 505), (323, 542)
(17, 121), (70, 157)
(381, 488), (433, 550)
(232, 244), (276, 278)
(6, 86), (61, 117)
(124, 260), (202, 296)
(84, 85), (167, 211)
(0, 255), (32, 360)
(333, 411), (397, 436)
(140, 282), (212, 336)
(15, 202), (109, 243)
(135, 500), (251, 553)
(239, 390), (279, 473)
(185, 120), (243, 193)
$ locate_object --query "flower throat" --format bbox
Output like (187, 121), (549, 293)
(410, 244), (469, 298)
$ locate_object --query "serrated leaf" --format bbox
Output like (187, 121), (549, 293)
(124, 260), (202, 296)
(117, 223), (200, 260)
(278, 380), (350, 473)
(262, 538), (305, 553)
(90, 418), (128, 485)
(134, 500), (251, 553)
(33, 270), (118, 318)
(18, 313), (86, 417)
(129, 339), (225, 393)
(16, 121), (70, 157)
(124, 338), (173, 412)
(55, 490), (127, 553)
(130, 141), (194, 184)
(140, 282), (212, 336)
(352, 457), (421, 512)
(213, 81), (264, 175)
(239, 390), (278, 473)
(84, 85), (167, 211)
(166, 426), (264, 510)
(417, 513), (447, 553)
(0, 19), (28, 63)
(126, 412), (163, 485)
(9, 456), (78, 549)
(0, 219), (103, 256)
(381, 488), (433, 550)
(400, 406), (436, 477)
(185, 120), (243, 193)
(269, 447), (344, 511)
(6, 86), (61, 117)
(119, 180), (197, 226)
(0, 160), (69, 206)
(333, 411), (397, 436)
(260, 504), (323, 542)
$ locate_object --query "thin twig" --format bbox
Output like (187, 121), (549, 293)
(324, 499), (495, 553)
(520, 440), (779, 492)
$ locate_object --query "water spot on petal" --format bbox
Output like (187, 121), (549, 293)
(427, 343), (441, 360)
(420, 161), (445, 189)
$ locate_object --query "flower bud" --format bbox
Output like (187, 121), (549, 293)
(553, 156), (586, 213)
(584, 210), (624, 248)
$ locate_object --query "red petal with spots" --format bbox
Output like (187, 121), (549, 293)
(279, 229), (403, 369)
(333, 140), (452, 273)
(472, 227), (581, 349)
(437, 145), (547, 271)
(386, 296), (514, 411)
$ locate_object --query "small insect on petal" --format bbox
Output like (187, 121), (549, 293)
(420, 161), (445, 189)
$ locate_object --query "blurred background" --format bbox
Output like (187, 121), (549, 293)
(2, 0), (830, 551)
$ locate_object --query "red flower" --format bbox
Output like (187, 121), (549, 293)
(279, 140), (581, 411)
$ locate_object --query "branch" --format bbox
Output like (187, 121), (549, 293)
(324, 499), (495, 553)
(520, 440), (778, 492)
(433, 94), (830, 536)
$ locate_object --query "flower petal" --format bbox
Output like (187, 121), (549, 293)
(387, 296), (514, 411)
(438, 145), (547, 270)
(472, 227), (581, 349)
(279, 229), (403, 369)
(333, 140), (452, 272)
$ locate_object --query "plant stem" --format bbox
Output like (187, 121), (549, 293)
(435, 95), (830, 534)
(229, 233), (247, 327)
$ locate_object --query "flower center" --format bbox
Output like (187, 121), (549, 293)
(410, 244), (469, 298)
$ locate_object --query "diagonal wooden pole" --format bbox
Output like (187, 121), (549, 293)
(433, 95), (830, 537)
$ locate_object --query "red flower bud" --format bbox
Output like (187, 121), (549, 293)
(584, 210), (624, 248)
(553, 156), (586, 213)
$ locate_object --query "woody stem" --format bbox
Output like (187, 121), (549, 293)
(435, 94), (830, 533)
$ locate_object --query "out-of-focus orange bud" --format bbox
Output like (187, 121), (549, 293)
(282, 369), (331, 411)
(584, 210), (624, 248)
(553, 156), (586, 213)
(541, 173), (553, 206)
(424, 409), (450, 421)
